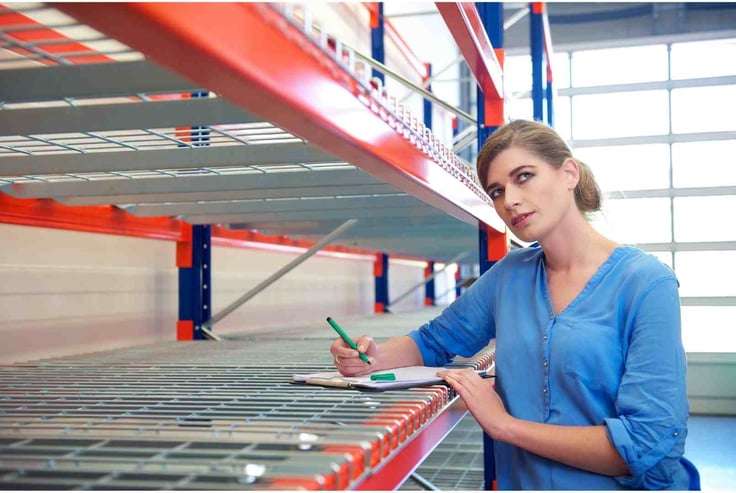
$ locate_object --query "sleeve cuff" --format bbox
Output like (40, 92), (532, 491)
(605, 417), (682, 489)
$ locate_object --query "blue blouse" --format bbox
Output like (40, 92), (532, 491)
(409, 245), (690, 490)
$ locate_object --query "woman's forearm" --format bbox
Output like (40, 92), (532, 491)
(374, 336), (424, 371)
(498, 419), (629, 477)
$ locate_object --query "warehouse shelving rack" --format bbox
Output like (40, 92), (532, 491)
(0, 2), (555, 489)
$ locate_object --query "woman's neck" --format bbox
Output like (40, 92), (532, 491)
(539, 213), (617, 273)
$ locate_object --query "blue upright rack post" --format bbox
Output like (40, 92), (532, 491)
(423, 63), (436, 307)
(475, 2), (505, 489)
(374, 252), (389, 313)
(423, 62), (433, 130)
(370, 3), (385, 84)
(177, 91), (212, 341)
(530, 3), (545, 122)
(178, 224), (211, 341)
(424, 261), (436, 307)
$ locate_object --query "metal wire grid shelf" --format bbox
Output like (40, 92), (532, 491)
(0, 4), (344, 189)
(0, 120), (336, 186)
(0, 333), (493, 490)
(399, 415), (486, 491)
(0, 123), (303, 158)
(0, 2), (141, 69)
(0, 2), (491, 209)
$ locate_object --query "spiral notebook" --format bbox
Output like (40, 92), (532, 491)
(292, 365), (490, 391)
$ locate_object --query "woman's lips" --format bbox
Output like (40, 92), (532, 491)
(512, 212), (533, 227)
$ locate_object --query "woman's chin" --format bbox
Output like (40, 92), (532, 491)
(509, 226), (535, 243)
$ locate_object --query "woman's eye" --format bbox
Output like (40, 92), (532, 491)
(518, 172), (533, 183)
(489, 188), (503, 200)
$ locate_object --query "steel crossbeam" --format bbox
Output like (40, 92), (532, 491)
(0, 61), (201, 102)
(0, 143), (340, 176)
(0, 98), (261, 136)
(1, 168), (378, 199)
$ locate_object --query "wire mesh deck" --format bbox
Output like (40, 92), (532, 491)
(0, 310), (495, 490)
(399, 414), (486, 491)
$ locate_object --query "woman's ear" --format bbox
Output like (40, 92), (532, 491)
(561, 158), (580, 191)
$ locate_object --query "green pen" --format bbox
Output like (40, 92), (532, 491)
(326, 316), (371, 365)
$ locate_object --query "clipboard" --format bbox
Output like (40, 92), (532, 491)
(292, 365), (490, 391)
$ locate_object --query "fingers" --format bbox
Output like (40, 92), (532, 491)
(354, 335), (374, 354)
(330, 336), (373, 376)
(335, 353), (372, 377)
(330, 337), (361, 360)
(437, 369), (491, 395)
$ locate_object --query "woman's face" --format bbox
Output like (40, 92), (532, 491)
(483, 146), (577, 242)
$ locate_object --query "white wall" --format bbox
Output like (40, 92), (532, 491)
(388, 258), (428, 314)
(0, 224), (177, 364)
(687, 353), (736, 415)
(210, 245), (375, 335)
(0, 223), (395, 364)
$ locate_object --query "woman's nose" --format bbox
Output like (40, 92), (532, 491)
(504, 186), (521, 210)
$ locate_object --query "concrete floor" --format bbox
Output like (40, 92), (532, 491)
(400, 414), (736, 491)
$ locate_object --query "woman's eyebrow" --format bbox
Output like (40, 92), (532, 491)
(486, 165), (536, 191)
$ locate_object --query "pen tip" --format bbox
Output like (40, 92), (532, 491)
(326, 317), (332, 322)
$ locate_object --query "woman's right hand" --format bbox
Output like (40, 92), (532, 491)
(330, 335), (378, 376)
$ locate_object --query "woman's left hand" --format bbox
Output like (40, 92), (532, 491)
(437, 369), (513, 440)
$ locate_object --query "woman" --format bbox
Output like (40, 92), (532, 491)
(330, 120), (693, 490)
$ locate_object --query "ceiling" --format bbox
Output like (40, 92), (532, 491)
(385, 3), (736, 53)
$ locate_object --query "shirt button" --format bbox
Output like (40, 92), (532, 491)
(673, 432), (679, 437)
(549, 315), (554, 320)
(543, 387), (548, 394)
(543, 335), (548, 341)
(544, 360), (548, 367)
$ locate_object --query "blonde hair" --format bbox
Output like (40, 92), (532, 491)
(477, 119), (601, 214)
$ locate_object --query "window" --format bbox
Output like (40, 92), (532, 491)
(504, 55), (532, 95)
(672, 140), (736, 188)
(571, 91), (670, 139)
(671, 86), (736, 134)
(551, 52), (570, 89)
(552, 96), (571, 140)
(649, 250), (673, 268)
(506, 97), (533, 121)
(593, 197), (671, 244)
(571, 45), (668, 87)
(676, 251), (736, 297)
(681, 307), (736, 353)
(575, 144), (670, 192)
(671, 38), (736, 80)
(674, 196), (736, 242)
(504, 52), (568, 92)
(557, 38), (736, 354)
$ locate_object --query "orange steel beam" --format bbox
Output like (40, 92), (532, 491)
(0, 192), (380, 258)
(435, 2), (504, 100)
(56, 3), (502, 232)
(0, 192), (183, 241)
(355, 396), (469, 490)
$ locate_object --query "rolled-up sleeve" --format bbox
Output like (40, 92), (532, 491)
(605, 277), (689, 489)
